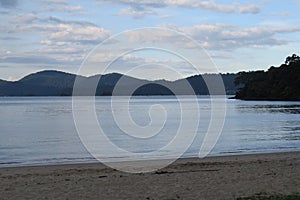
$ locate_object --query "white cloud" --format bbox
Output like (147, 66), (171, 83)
(171, 24), (300, 50)
(117, 24), (300, 51)
(11, 13), (38, 23)
(37, 23), (111, 62)
(85, 50), (195, 80)
(5, 13), (300, 54)
(1, 14), (112, 66)
(37, 1), (87, 15)
(7, 14), (111, 45)
(99, 0), (261, 18)
(119, 7), (158, 19)
(44, 24), (110, 42)
(41, 5), (83, 12)
(238, 4), (261, 14)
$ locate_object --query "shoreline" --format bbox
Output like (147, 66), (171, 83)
(0, 150), (298, 170)
(1, 151), (299, 199)
(0, 151), (299, 170)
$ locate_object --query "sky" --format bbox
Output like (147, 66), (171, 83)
(0, 0), (300, 81)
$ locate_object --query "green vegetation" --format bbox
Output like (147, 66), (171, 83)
(237, 194), (300, 200)
(235, 54), (300, 101)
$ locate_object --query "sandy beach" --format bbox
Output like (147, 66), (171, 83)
(0, 152), (299, 200)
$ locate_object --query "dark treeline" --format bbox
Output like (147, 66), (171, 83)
(234, 54), (300, 101)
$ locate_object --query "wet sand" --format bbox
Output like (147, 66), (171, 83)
(0, 152), (299, 200)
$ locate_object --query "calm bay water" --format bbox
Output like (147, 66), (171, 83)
(0, 96), (299, 167)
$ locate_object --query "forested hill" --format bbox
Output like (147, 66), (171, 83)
(234, 54), (300, 101)
(0, 71), (239, 96)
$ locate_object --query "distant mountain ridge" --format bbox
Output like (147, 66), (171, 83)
(0, 70), (239, 96)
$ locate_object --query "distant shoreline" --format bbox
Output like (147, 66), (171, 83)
(0, 94), (231, 97)
(1, 95), (300, 102)
(229, 96), (300, 102)
(0, 70), (239, 96)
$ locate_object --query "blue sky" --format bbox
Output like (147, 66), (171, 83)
(0, 0), (300, 81)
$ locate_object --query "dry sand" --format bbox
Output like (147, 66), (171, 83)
(0, 152), (299, 200)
